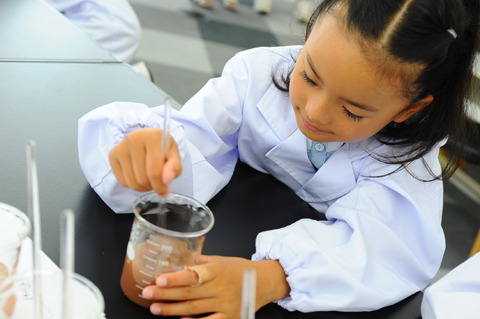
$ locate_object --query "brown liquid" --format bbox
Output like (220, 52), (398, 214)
(121, 256), (155, 308)
(120, 235), (197, 308)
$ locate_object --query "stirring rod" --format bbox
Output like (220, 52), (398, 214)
(61, 209), (75, 319)
(240, 268), (256, 319)
(162, 97), (172, 154)
(26, 141), (43, 319)
(159, 97), (172, 215)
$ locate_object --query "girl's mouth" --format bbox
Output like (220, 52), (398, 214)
(302, 116), (327, 133)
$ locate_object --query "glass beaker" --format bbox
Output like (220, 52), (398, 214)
(0, 203), (31, 286)
(0, 269), (105, 319)
(120, 192), (214, 308)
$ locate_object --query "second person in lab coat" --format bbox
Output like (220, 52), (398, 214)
(45, 0), (141, 63)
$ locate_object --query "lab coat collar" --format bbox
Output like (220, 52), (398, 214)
(258, 85), (358, 202)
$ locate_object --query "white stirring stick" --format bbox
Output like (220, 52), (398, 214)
(26, 141), (43, 319)
(162, 97), (172, 154)
(240, 268), (256, 319)
(61, 209), (75, 319)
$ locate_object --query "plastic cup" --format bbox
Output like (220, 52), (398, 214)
(120, 192), (214, 308)
(0, 269), (105, 319)
(0, 203), (31, 286)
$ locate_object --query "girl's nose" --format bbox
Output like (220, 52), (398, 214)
(305, 96), (332, 125)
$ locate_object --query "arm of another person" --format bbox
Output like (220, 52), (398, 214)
(78, 50), (252, 213)
(421, 252), (480, 319)
(44, 0), (141, 62)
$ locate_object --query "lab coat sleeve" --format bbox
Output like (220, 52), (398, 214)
(44, 0), (141, 62)
(421, 252), (480, 319)
(78, 51), (249, 213)
(253, 150), (445, 312)
(78, 102), (194, 213)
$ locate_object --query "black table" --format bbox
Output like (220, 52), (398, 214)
(0, 0), (118, 62)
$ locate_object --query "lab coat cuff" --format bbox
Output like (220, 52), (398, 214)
(252, 229), (306, 312)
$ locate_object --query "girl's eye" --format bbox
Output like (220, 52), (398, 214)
(343, 107), (363, 121)
(301, 71), (316, 86)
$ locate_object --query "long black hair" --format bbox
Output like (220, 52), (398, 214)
(274, 0), (480, 180)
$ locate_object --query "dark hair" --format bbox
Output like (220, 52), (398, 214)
(273, 0), (480, 180)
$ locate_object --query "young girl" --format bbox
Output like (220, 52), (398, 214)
(78, 0), (479, 317)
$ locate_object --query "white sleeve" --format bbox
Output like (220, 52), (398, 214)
(421, 252), (480, 319)
(253, 156), (445, 312)
(78, 102), (194, 213)
(43, 0), (141, 63)
(78, 52), (249, 213)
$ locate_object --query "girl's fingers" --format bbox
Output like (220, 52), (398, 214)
(148, 266), (211, 289)
(162, 137), (182, 185)
(129, 139), (153, 190)
(149, 299), (217, 317)
(199, 255), (223, 264)
(143, 282), (211, 302)
(109, 128), (181, 195)
(145, 136), (168, 195)
(109, 154), (127, 187)
(110, 145), (148, 191)
(121, 154), (150, 192)
(182, 312), (224, 319)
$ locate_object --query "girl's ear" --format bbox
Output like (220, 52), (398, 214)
(393, 95), (434, 123)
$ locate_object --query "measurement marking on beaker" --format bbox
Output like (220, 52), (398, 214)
(149, 250), (159, 255)
(146, 239), (160, 247)
(160, 244), (173, 253)
(143, 255), (156, 262)
(136, 284), (145, 290)
(146, 265), (155, 270)
(138, 294), (145, 299)
(142, 280), (151, 285)
(139, 270), (153, 277)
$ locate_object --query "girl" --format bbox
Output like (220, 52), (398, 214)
(78, 0), (480, 317)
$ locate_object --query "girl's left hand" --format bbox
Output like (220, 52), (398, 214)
(141, 255), (290, 319)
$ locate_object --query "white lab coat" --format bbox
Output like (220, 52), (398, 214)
(44, 0), (141, 63)
(78, 46), (446, 312)
(421, 252), (480, 319)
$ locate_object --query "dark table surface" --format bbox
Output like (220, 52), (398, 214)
(0, 0), (118, 63)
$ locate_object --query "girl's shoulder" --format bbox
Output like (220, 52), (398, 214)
(344, 137), (384, 161)
(219, 46), (302, 97)
(346, 137), (444, 162)
(345, 136), (445, 180)
(241, 45), (302, 59)
(232, 45), (302, 69)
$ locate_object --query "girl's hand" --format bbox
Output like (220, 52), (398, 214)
(142, 255), (290, 319)
(109, 127), (182, 196)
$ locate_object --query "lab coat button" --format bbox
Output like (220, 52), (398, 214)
(315, 143), (325, 152)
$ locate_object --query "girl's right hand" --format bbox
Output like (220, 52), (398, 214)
(108, 127), (182, 196)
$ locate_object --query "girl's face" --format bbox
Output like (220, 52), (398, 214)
(290, 14), (429, 143)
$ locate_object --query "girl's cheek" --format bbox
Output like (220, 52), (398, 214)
(289, 75), (302, 106)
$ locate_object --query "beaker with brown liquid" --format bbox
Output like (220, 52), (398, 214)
(120, 192), (214, 307)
